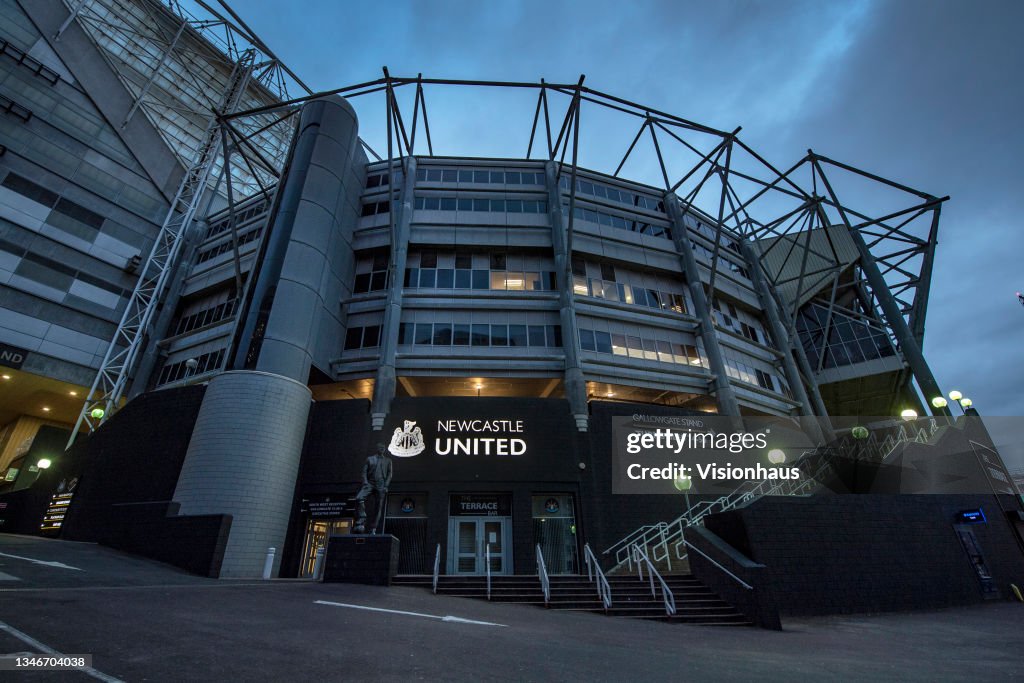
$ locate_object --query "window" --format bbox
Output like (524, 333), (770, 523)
(414, 195), (547, 213)
(345, 325), (382, 350)
(353, 248), (390, 294)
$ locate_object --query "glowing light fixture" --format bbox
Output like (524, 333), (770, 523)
(673, 475), (693, 492)
(931, 396), (947, 409)
(42, 407), (51, 412)
(37, 458), (52, 469)
(90, 407), (105, 420)
(900, 409), (918, 421)
(767, 449), (787, 464)
(1, 374), (10, 380)
(960, 398), (973, 408)
(851, 426), (870, 440)
(948, 390), (962, 402)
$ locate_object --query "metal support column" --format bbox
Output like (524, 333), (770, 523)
(664, 195), (743, 428)
(545, 160), (588, 431)
(370, 157), (417, 430)
(740, 241), (829, 443)
(68, 49), (256, 446)
(812, 159), (950, 416)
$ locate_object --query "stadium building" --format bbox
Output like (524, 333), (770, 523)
(1, 0), (1021, 620)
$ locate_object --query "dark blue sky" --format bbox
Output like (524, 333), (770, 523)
(233, 0), (1023, 421)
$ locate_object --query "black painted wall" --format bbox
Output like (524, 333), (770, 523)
(703, 494), (1024, 616)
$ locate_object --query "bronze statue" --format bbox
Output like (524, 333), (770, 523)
(353, 443), (392, 534)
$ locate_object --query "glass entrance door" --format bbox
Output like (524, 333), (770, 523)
(448, 517), (511, 575)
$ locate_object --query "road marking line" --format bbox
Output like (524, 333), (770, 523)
(0, 620), (123, 683)
(0, 552), (82, 571)
(0, 582), (270, 593)
(313, 600), (508, 627)
(0, 571), (21, 581)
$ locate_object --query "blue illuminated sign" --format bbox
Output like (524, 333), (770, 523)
(957, 509), (986, 524)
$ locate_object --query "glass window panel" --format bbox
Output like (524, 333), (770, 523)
(420, 251), (438, 268)
(595, 331), (612, 354)
(474, 171), (489, 183)
(436, 268), (454, 288)
(457, 198), (473, 211)
(369, 271), (386, 291)
(472, 269), (489, 289)
(424, 197), (440, 210)
(491, 324), (509, 346)
(363, 325), (381, 347)
(414, 323), (433, 344)
(458, 170), (474, 182)
(442, 169), (457, 183)
(455, 269), (472, 289)
(432, 323), (452, 345)
(528, 325), (546, 346)
(506, 172), (521, 184)
(490, 199), (505, 212)
(353, 273), (370, 293)
(344, 327), (361, 350)
(579, 329), (596, 351)
(473, 198), (489, 211)
(611, 334), (628, 356)
(472, 324), (490, 346)
(440, 197), (457, 211)
(427, 169), (442, 181)
(509, 324), (528, 346)
(548, 325), (563, 347)
(418, 269), (436, 288)
(453, 323), (471, 345)
(455, 252), (473, 269)
(490, 171), (505, 183)
(399, 323), (413, 345)
(657, 340), (673, 363)
(504, 272), (525, 290)
(643, 339), (658, 361)
(506, 199), (523, 213)
(627, 336), (643, 358)
(490, 271), (507, 290)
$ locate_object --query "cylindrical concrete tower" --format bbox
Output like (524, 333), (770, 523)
(172, 371), (311, 577)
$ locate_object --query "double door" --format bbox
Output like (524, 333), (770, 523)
(448, 516), (511, 575)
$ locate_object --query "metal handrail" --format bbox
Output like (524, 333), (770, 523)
(432, 543), (441, 594)
(681, 539), (752, 590)
(485, 543), (492, 601)
(535, 544), (550, 606)
(631, 543), (675, 616)
(583, 543), (612, 610)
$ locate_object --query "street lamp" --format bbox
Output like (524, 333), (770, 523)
(900, 409), (918, 421)
(767, 449), (787, 464)
(37, 458), (52, 469)
(948, 390), (962, 402)
(931, 396), (948, 409)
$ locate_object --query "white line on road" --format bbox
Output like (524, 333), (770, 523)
(0, 551), (82, 571)
(313, 599), (508, 627)
(0, 620), (123, 683)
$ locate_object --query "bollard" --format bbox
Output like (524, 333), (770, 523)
(262, 547), (276, 580)
(312, 546), (325, 581)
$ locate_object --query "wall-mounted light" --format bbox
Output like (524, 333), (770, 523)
(37, 458), (52, 469)
(900, 409), (918, 421)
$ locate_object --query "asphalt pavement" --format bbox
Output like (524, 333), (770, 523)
(0, 533), (1021, 682)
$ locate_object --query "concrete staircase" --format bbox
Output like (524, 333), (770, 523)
(392, 574), (751, 626)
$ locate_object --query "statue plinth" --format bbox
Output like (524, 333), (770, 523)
(321, 534), (400, 585)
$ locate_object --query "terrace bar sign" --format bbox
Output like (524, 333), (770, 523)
(0, 343), (28, 370)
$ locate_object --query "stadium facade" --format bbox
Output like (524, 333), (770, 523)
(1, 0), (1021, 603)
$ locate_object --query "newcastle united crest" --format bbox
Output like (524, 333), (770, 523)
(388, 420), (425, 457)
